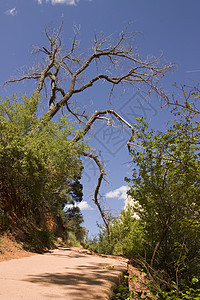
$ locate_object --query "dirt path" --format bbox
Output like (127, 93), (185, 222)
(0, 246), (128, 299)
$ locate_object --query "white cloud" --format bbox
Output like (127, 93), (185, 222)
(38, 0), (80, 5)
(105, 185), (129, 201)
(5, 7), (18, 16)
(64, 201), (94, 211)
(78, 201), (94, 211)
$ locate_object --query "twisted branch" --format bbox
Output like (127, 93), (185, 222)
(70, 109), (134, 230)
(3, 22), (173, 230)
(4, 23), (174, 121)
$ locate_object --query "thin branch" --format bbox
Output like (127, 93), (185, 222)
(70, 109), (134, 230)
(4, 25), (174, 121)
(3, 23), (175, 230)
(161, 82), (200, 115)
(4, 74), (41, 86)
(82, 150), (109, 233)
(72, 109), (134, 143)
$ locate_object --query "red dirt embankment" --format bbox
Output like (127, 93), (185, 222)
(0, 234), (34, 262)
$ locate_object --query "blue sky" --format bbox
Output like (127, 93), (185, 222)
(0, 0), (199, 236)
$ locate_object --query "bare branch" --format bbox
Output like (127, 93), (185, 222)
(4, 74), (40, 86)
(69, 109), (134, 230)
(161, 82), (200, 115)
(82, 150), (110, 233)
(4, 23), (175, 230)
(4, 24), (174, 121)
(71, 109), (134, 143)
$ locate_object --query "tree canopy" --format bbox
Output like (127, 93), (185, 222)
(3, 23), (174, 230)
(87, 103), (200, 298)
(0, 93), (84, 246)
(127, 109), (200, 272)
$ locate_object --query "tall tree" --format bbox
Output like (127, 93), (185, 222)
(4, 22), (174, 229)
(126, 108), (200, 282)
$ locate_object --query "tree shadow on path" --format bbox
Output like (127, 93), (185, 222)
(23, 261), (124, 299)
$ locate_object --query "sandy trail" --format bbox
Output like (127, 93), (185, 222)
(0, 246), (128, 299)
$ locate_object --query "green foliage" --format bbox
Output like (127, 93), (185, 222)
(89, 105), (200, 297)
(86, 209), (145, 257)
(161, 278), (200, 299)
(67, 231), (82, 247)
(110, 208), (145, 257)
(27, 229), (55, 252)
(111, 273), (155, 300)
(125, 108), (200, 289)
(111, 274), (132, 300)
(66, 178), (83, 203)
(0, 93), (84, 242)
(64, 206), (86, 243)
(86, 226), (113, 254)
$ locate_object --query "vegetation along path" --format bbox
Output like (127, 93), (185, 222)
(0, 246), (128, 299)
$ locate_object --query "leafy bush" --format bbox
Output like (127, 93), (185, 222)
(27, 229), (55, 252)
(0, 93), (84, 243)
(126, 109), (200, 282)
(67, 231), (82, 247)
(161, 278), (200, 299)
(89, 106), (200, 297)
(111, 274), (132, 300)
(86, 209), (145, 257)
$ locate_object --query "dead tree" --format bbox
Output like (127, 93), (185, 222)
(4, 23), (174, 231)
(162, 82), (200, 116)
